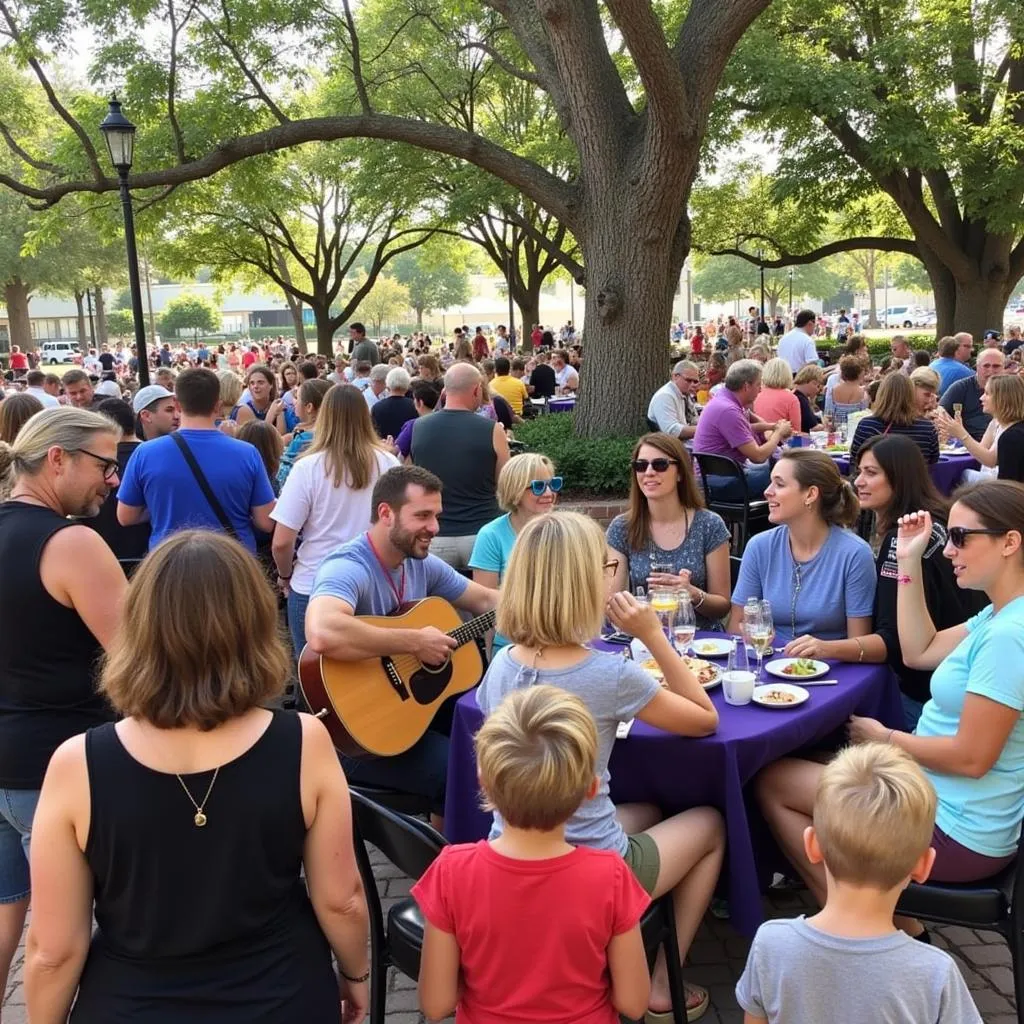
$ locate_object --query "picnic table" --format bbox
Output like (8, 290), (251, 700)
(444, 634), (903, 937)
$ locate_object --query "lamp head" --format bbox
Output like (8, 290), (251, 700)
(99, 94), (136, 173)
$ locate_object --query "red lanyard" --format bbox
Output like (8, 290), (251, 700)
(366, 533), (405, 610)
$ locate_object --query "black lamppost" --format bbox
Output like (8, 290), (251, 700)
(757, 247), (765, 322)
(99, 95), (150, 387)
(788, 267), (794, 315)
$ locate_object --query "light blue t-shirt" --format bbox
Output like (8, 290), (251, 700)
(117, 428), (276, 553)
(930, 356), (975, 395)
(731, 525), (876, 646)
(310, 533), (468, 614)
(468, 514), (517, 649)
(916, 596), (1024, 858)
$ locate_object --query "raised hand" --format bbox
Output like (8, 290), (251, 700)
(895, 510), (933, 563)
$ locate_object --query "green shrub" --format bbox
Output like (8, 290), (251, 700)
(514, 414), (638, 495)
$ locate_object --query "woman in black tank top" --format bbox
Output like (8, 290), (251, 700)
(24, 531), (370, 1023)
(0, 407), (127, 1004)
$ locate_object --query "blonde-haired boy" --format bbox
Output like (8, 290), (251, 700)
(737, 743), (980, 1023)
(412, 685), (651, 1023)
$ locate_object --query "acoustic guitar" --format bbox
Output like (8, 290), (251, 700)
(297, 596), (496, 757)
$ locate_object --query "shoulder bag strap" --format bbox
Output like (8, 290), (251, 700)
(171, 432), (239, 540)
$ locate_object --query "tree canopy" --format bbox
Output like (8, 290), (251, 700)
(160, 294), (219, 339)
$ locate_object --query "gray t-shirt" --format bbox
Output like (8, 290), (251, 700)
(476, 646), (661, 856)
(736, 917), (981, 1023)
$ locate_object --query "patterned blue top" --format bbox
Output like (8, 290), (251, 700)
(606, 508), (731, 630)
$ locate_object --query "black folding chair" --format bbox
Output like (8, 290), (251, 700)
(896, 853), (1023, 1023)
(693, 452), (771, 555)
(350, 789), (446, 1024)
(351, 790), (690, 1024)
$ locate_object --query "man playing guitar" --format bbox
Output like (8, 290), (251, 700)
(305, 465), (498, 816)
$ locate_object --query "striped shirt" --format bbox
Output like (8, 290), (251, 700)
(849, 416), (940, 465)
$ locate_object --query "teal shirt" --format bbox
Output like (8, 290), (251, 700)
(916, 596), (1024, 858)
(468, 514), (517, 649)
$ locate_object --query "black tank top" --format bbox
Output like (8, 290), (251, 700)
(0, 501), (113, 789)
(72, 710), (339, 1023)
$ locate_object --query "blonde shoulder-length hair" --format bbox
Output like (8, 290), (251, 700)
(300, 383), (388, 489)
(497, 510), (605, 647)
(496, 452), (556, 512)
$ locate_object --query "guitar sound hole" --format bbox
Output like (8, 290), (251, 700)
(409, 660), (454, 705)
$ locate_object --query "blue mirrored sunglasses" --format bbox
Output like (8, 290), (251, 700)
(529, 477), (563, 496)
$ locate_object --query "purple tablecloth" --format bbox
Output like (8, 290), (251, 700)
(547, 397), (575, 412)
(444, 637), (903, 936)
(832, 451), (978, 495)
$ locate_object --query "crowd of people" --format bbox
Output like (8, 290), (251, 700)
(0, 312), (1020, 1023)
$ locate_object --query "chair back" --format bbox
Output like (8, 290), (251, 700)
(693, 452), (747, 505)
(645, 416), (660, 432)
(350, 788), (446, 882)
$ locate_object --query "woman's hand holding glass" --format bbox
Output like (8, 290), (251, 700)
(606, 591), (661, 644)
(933, 406), (967, 440)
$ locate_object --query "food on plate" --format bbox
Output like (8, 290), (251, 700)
(694, 641), (724, 656)
(681, 656), (718, 687)
(640, 658), (666, 685)
(761, 688), (798, 705)
(781, 658), (819, 677)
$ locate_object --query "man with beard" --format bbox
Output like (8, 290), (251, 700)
(0, 408), (126, 982)
(305, 465), (498, 818)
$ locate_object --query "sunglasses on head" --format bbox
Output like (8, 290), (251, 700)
(633, 458), (678, 473)
(529, 477), (563, 496)
(947, 527), (1007, 548)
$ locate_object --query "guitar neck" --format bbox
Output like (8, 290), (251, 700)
(447, 609), (496, 648)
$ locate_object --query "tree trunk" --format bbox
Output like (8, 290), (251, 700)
(312, 305), (335, 356)
(865, 268), (878, 328)
(3, 278), (32, 354)
(285, 296), (307, 353)
(514, 287), (542, 351)
(952, 278), (1012, 344)
(93, 287), (108, 347)
(573, 218), (682, 438)
(415, 305), (425, 330)
(74, 290), (87, 348)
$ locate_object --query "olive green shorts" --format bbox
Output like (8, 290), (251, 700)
(623, 832), (661, 895)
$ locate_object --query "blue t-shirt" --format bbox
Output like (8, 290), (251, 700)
(916, 597), (1024, 858)
(310, 533), (468, 615)
(731, 525), (876, 646)
(930, 357), (975, 395)
(117, 428), (276, 553)
(468, 514), (517, 649)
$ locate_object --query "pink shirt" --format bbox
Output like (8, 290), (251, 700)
(753, 387), (802, 430)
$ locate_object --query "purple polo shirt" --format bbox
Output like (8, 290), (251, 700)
(692, 388), (755, 463)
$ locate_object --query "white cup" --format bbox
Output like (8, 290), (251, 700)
(723, 670), (756, 706)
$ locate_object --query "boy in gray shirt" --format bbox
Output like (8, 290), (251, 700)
(737, 743), (980, 1023)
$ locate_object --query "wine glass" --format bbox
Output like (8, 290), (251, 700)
(744, 600), (775, 682)
(672, 593), (696, 657)
(649, 586), (678, 641)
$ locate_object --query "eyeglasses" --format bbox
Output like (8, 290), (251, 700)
(603, 558), (620, 577)
(632, 458), (678, 473)
(76, 448), (120, 482)
(529, 477), (563, 496)
(947, 527), (1007, 548)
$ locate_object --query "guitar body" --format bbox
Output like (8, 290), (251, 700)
(297, 596), (487, 758)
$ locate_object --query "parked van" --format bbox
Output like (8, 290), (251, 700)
(41, 340), (81, 364)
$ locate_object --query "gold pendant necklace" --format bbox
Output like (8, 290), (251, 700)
(175, 767), (219, 827)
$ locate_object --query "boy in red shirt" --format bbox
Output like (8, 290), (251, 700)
(413, 685), (651, 1023)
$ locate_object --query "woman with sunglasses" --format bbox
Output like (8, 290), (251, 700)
(470, 453), (561, 651)
(786, 435), (984, 730)
(607, 434), (731, 630)
(759, 481), (1024, 904)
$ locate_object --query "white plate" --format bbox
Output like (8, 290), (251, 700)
(752, 683), (810, 708)
(764, 658), (829, 681)
(633, 646), (722, 690)
(690, 638), (733, 658)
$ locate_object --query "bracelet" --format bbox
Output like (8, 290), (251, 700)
(896, 574), (914, 585)
(854, 637), (865, 663)
(277, 572), (292, 581)
(693, 589), (706, 610)
(339, 966), (370, 983)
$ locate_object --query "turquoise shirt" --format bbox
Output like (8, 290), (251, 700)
(916, 596), (1024, 858)
(468, 514), (517, 649)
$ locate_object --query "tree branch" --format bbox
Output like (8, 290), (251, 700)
(0, 0), (105, 182)
(4, 113), (579, 228)
(457, 40), (540, 86)
(0, 121), (60, 174)
(706, 235), (921, 266)
(340, 0), (371, 115)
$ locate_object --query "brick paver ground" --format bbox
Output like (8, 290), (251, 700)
(4, 848), (1017, 1022)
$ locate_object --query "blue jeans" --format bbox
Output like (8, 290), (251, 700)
(707, 462), (772, 501)
(0, 788), (39, 902)
(287, 589), (311, 655)
(901, 694), (925, 732)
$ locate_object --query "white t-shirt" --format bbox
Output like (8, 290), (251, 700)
(555, 364), (579, 390)
(25, 386), (60, 409)
(270, 448), (400, 594)
(777, 328), (819, 372)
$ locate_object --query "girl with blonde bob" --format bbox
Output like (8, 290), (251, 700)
(272, 384), (399, 652)
(24, 531), (370, 1023)
(469, 452), (561, 649)
(478, 510), (724, 1021)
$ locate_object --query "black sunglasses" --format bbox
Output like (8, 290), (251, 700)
(947, 527), (1007, 548)
(633, 458), (678, 473)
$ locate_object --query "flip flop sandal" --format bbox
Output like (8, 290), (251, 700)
(644, 983), (710, 1024)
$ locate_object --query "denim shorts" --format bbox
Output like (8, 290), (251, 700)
(0, 788), (39, 903)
